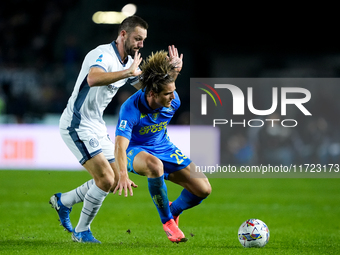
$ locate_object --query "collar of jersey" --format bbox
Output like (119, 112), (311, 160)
(139, 90), (162, 114)
(111, 41), (128, 66)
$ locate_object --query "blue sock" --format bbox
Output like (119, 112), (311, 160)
(170, 189), (205, 216)
(148, 175), (172, 224)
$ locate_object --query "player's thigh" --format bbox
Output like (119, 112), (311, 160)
(60, 127), (115, 191)
(168, 162), (212, 198)
(83, 152), (114, 181)
(127, 148), (163, 177)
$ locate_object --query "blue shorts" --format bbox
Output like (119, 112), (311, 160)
(126, 144), (191, 180)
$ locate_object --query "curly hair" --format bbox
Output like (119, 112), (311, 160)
(139, 51), (176, 95)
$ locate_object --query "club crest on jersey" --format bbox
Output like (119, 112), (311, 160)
(89, 138), (99, 148)
(152, 113), (159, 121)
(96, 54), (103, 62)
(119, 120), (127, 131)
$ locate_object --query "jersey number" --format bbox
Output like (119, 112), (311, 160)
(170, 150), (187, 165)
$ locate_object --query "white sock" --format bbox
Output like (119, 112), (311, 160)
(60, 179), (94, 208)
(75, 183), (108, 232)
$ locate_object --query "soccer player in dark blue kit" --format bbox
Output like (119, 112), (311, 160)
(114, 47), (212, 243)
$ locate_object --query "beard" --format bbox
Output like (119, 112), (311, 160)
(124, 40), (138, 56)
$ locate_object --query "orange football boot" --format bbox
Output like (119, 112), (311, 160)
(163, 219), (187, 243)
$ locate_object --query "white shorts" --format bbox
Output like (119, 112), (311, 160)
(60, 127), (115, 165)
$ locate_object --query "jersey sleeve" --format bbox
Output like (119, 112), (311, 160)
(115, 100), (139, 140)
(126, 75), (140, 86)
(87, 47), (110, 72)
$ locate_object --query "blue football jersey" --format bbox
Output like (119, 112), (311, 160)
(115, 89), (180, 151)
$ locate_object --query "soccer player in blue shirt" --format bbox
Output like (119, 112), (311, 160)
(114, 48), (212, 243)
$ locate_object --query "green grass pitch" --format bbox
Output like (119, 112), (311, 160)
(0, 170), (339, 254)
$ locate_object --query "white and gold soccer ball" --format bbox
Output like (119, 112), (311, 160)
(238, 219), (270, 248)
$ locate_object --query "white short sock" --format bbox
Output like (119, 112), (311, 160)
(60, 179), (94, 208)
(75, 183), (108, 232)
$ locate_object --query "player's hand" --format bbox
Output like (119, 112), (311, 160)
(128, 51), (142, 77)
(168, 45), (183, 72)
(113, 174), (138, 197)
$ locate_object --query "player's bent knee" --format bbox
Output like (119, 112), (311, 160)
(204, 183), (212, 197)
(109, 177), (119, 193)
(145, 156), (164, 178)
(198, 181), (212, 198)
(111, 178), (119, 191)
(95, 172), (115, 192)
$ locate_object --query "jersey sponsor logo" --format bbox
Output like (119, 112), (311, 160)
(107, 84), (118, 92)
(96, 54), (103, 62)
(139, 121), (168, 135)
(89, 138), (99, 148)
(119, 120), (127, 130)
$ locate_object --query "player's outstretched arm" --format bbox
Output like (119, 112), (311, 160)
(87, 51), (142, 87)
(113, 135), (138, 197)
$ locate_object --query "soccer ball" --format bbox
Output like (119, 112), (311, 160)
(238, 219), (270, 248)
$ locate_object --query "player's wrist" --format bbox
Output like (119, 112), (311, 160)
(123, 68), (133, 78)
(119, 170), (129, 178)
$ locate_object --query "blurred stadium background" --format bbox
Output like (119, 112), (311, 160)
(1, 0), (340, 169)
